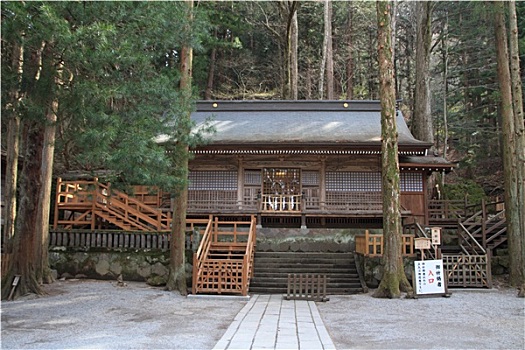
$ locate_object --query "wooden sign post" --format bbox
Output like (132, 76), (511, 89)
(414, 237), (431, 260)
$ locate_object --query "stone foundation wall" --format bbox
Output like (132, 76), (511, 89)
(49, 247), (193, 286)
(255, 227), (368, 252)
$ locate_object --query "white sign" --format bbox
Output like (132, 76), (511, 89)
(414, 260), (446, 295)
(431, 227), (441, 245)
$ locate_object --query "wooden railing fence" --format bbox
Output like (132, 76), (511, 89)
(286, 274), (329, 302)
(49, 218), (211, 251)
(192, 216), (256, 296)
(443, 254), (492, 288)
(355, 230), (415, 257)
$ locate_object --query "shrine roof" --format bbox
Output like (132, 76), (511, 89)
(157, 100), (432, 152)
(191, 100), (429, 150)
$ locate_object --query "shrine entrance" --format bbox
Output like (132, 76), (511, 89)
(262, 168), (301, 212)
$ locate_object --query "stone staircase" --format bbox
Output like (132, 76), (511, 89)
(249, 251), (364, 295)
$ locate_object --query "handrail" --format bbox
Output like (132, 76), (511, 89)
(484, 209), (507, 247)
(192, 215), (256, 296)
(97, 182), (171, 230)
(54, 178), (171, 231)
(242, 216), (257, 295)
(192, 217), (214, 295)
(458, 222), (486, 255)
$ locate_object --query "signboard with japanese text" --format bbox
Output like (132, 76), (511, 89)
(414, 237), (431, 250)
(431, 227), (441, 245)
(414, 259), (446, 295)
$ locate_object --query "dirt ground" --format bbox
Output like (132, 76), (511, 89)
(1, 279), (524, 349)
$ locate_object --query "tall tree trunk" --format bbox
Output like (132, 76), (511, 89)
(346, 4), (354, 100)
(34, 53), (61, 285)
(281, 1), (299, 100)
(325, 0), (334, 100)
(374, 0), (413, 299)
(412, 1), (434, 145)
(318, 0), (331, 100)
(509, 0), (525, 296)
(2, 41), (55, 299)
(290, 10), (299, 100)
(306, 58), (312, 99)
(368, 27), (376, 99)
(442, 9), (449, 160)
(4, 41), (24, 245)
(167, 0), (193, 296)
(502, 0), (525, 296)
(204, 30), (217, 100)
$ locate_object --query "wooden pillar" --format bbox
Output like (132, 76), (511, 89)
(320, 157), (326, 210)
(237, 156), (244, 209)
(53, 177), (62, 229)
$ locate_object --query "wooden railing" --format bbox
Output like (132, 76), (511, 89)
(456, 199), (507, 253)
(49, 218), (211, 250)
(50, 230), (171, 250)
(286, 274), (329, 302)
(192, 216), (256, 296)
(355, 230), (415, 257)
(54, 178), (171, 231)
(186, 191), (385, 214)
(443, 254), (492, 288)
(96, 182), (171, 230)
(428, 199), (468, 222)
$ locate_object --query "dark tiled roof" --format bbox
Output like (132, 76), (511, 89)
(190, 100), (431, 149)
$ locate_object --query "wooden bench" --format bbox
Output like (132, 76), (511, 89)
(285, 273), (329, 302)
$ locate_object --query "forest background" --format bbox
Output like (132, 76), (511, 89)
(1, 1), (524, 296)
(3, 1), (523, 195)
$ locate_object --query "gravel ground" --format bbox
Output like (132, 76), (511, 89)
(1, 279), (524, 350)
(1, 280), (246, 349)
(317, 288), (525, 350)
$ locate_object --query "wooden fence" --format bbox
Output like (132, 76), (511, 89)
(49, 218), (211, 251)
(355, 230), (415, 257)
(286, 273), (329, 302)
(443, 254), (492, 288)
(49, 230), (172, 250)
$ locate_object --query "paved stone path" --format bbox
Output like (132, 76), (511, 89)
(213, 294), (336, 350)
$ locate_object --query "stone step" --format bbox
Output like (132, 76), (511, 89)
(248, 286), (364, 295)
(250, 251), (362, 294)
(253, 268), (358, 276)
(254, 252), (354, 258)
(254, 258), (355, 265)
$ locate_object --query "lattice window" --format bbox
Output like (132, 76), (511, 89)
(188, 171), (237, 190)
(400, 173), (423, 192)
(263, 168), (300, 195)
(244, 170), (262, 185)
(326, 172), (381, 192)
(302, 171), (319, 186)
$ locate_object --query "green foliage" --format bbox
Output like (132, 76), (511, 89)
(430, 1), (502, 175)
(443, 179), (487, 204)
(2, 2), (213, 193)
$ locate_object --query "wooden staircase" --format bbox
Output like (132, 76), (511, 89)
(192, 216), (257, 296)
(249, 251), (364, 295)
(54, 178), (171, 231)
(457, 200), (507, 254)
(405, 199), (506, 289)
